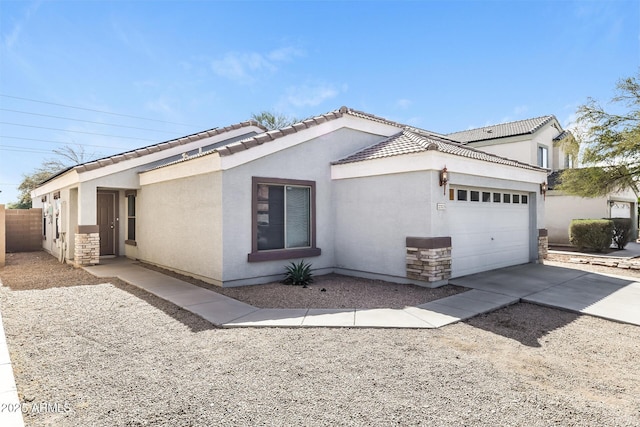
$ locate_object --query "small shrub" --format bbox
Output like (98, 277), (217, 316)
(610, 217), (633, 250)
(569, 219), (614, 252)
(282, 260), (313, 288)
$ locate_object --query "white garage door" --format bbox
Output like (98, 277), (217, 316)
(448, 188), (531, 278)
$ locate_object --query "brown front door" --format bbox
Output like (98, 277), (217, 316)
(97, 192), (116, 255)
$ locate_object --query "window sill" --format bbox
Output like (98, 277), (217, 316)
(125, 240), (137, 246)
(248, 247), (321, 262)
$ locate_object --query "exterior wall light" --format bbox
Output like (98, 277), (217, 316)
(540, 182), (548, 199)
(439, 167), (449, 195)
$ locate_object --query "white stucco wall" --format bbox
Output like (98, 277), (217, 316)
(30, 126), (264, 262)
(219, 127), (392, 286)
(333, 170), (434, 281)
(546, 188), (638, 245)
(32, 187), (74, 260)
(332, 152), (545, 280)
(137, 171), (224, 284)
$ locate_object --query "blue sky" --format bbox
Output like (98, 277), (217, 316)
(0, 0), (638, 204)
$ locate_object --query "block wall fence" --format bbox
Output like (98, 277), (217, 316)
(5, 208), (42, 253)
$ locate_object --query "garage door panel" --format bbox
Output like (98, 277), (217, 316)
(448, 188), (531, 278)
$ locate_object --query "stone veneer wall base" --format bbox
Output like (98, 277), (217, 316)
(75, 225), (100, 266)
(538, 229), (549, 262)
(406, 236), (452, 283)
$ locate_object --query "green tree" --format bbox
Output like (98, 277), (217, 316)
(8, 145), (95, 209)
(251, 111), (298, 130)
(558, 70), (640, 197)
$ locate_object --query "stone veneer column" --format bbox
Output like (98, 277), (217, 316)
(75, 225), (100, 266)
(406, 237), (452, 283)
(538, 229), (548, 262)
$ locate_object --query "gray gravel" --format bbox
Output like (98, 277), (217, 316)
(1, 253), (639, 426)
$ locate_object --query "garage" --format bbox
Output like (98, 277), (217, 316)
(447, 186), (533, 277)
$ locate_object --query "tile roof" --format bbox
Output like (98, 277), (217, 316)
(74, 120), (266, 172)
(143, 106), (407, 171)
(38, 120), (267, 185)
(332, 129), (544, 171)
(553, 130), (572, 141)
(547, 170), (562, 189)
(446, 116), (555, 143)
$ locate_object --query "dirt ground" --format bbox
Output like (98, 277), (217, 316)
(0, 251), (639, 426)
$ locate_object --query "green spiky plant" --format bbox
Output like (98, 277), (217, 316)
(283, 260), (313, 288)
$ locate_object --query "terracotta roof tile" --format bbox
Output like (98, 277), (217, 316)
(332, 129), (543, 171)
(141, 107), (542, 173)
(241, 139), (259, 150)
(254, 133), (271, 144)
(70, 119), (266, 173)
(447, 116), (555, 143)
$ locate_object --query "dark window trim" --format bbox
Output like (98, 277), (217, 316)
(248, 176), (321, 262)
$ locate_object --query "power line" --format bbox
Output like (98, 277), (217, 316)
(0, 121), (159, 142)
(0, 135), (127, 150)
(0, 145), (56, 154)
(0, 108), (185, 135)
(0, 94), (200, 127)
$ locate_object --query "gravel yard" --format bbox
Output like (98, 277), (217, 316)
(140, 262), (466, 309)
(1, 252), (639, 426)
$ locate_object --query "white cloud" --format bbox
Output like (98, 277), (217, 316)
(145, 97), (176, 116)
(513, 105), (529, 116)
(283, 83), (342, 108)
(267, 46), (304, 62)
(395, 99), (412, 109)
(2, 0), (41, 50)
(211, 46), (304, 84)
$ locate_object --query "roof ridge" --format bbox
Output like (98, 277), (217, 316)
(448, 115), (554, 135)
(334, 127), (545, 171)
(340, 107), (407, 128)
(445, 115), (563, 144)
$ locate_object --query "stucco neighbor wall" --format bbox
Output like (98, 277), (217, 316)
(546, 189), (638, 245)
(468, 125), (562, 169)
(137, 171), (224, 285)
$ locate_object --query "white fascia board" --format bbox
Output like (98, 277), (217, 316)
(219, 116), (400, 171)
(30, 169), (80, 197)
(331, 151), (546, 184)
(77, 126), (262, 183)
(139, 153), (222, 186)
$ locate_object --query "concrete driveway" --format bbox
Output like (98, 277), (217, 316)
(449, 263), (640, 326)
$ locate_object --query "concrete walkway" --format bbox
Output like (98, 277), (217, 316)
(84, 259), (519, 329)
(449, 263), (640, 326)
(85, 258), (640, 329)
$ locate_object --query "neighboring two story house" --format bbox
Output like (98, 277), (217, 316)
(447, 116), (638, 246)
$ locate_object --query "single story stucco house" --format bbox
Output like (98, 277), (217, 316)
(32, 107), (548, 287)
